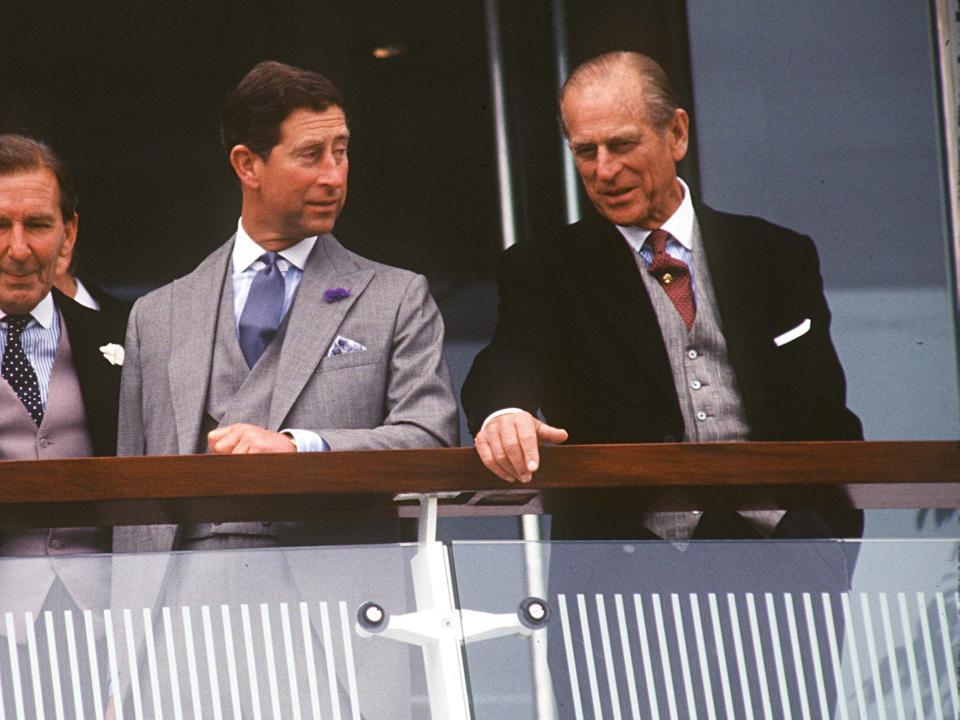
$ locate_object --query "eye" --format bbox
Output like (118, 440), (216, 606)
(609, 140), (638, 154)
(573, 145), (597, 160)
(25, 220), (54, 231)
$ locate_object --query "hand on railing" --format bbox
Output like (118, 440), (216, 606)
(207, 423), (297, 454)
(474, 410), (568, 483)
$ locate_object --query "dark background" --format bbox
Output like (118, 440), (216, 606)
(0, 0), (695, 340)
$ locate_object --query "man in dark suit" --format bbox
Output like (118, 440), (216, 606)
(0, 134), (128, 717)
(462, 52), (862, 541)
(463, 54), (862, 717)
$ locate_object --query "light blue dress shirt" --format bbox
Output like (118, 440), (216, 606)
(231, 220), (329, 452)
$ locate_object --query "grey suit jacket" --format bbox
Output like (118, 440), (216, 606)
(114, 232), (459, 553)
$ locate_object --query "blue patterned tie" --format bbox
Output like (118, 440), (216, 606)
(238, 252), (286, 368)
(2, 315), (44, 425)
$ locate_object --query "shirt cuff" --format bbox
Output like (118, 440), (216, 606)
(281, 429), (330, 452)
(479, 408), (526, 432)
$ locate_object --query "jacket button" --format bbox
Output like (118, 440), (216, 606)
(38, 438), (49, 448)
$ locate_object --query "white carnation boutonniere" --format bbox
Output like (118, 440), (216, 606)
(99, 343), (124, 366)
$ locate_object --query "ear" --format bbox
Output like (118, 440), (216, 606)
(668, 108), (690, 163)
(229, 145), (263, 190)
(60, 212), (78, 259)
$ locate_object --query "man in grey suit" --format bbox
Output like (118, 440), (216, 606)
(117, 61), (459, 553)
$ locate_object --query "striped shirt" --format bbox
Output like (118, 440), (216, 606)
(0, 292), (60, 409)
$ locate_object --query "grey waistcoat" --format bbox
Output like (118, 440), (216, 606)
(633, 218), (783, 538)
(183, 271), (289, 541)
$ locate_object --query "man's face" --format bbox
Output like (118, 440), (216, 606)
(254, 106), (349, 243)
(0, 167), (76, 315)
(562, 75), (688, 229)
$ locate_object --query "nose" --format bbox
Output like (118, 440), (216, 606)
(314, 153), (346, 189)
(595, 146), (620, 182)
(4, 224), (31, 261)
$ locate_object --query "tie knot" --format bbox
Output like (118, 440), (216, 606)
(3, 315), (31, 333)
(645, 229), (671, 255)
(259, 251), (280, 268)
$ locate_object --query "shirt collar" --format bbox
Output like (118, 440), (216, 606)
(3, 291), (55, 329)
(232, 218), (317, 273)
(615, 177), (694, 253)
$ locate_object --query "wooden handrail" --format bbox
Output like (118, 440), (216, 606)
(0, 441), (956, 527)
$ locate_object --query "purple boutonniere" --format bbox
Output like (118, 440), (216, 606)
(323, 287), (351, 303)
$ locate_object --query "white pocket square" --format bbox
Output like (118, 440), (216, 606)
(327, 335), (367, 357)
(773, 318), (811, 347)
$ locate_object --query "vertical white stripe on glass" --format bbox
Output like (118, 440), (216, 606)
(671, 593), (698, 719)
(840, 594), (868, 720)
(181, 607), (203, 720)
(934, 592), (959, 717)
(319, 602), (342, 720)
(613, 594), (642, 720)
(745, 594), (773, 720)
(557, 595), (585, 720)
(5, 612), (25, 720)
(240, 605), (262, 720)
(141, 609), (162, 720)
(83, 610), (104, 720)
(338, 601), (362, 720)
(123, 609), (144, 720)
(104, 609), (123, 720)
(860, 593), (888, 720)
(783, 594), (812, 720)
(297, 603), (321, 720)
(594, 595), (622, 719)
(801, 593), (830, 719)
(259, 604), (281, 719)
(727, 594), (755, 720)
(43, 612), (65, 720)
(764, 594), (793, 720)
(200, 606), (223, 720)
(820, 594), (850, 720)
(688, 594), (717, 720)
(63, 610), (85, 720)
(576, 593), (603, 719)
(896, 593), (924, 719)
(25, 612), (45, 720)
(632, 595), (661, 720)
(915, 593), (944, 720)
(219, 606), (242, 720)
(878, 593), (906, 720)
(161, 607), (182, 720)
(652, 593), (680, 720)
(278, 604), (302, 720)
(707, 594), (736, 720)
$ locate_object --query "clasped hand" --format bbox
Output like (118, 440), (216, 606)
(207, 423), (297, 454)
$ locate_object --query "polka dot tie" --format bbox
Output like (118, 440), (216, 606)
(645, 229), (696, 329)
(2, 315), (44, 426)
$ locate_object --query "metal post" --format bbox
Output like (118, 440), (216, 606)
(552, 0), (581, 224)
(483, 0), (517, 250)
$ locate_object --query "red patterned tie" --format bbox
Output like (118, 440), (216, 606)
(645, 229), (696, 329)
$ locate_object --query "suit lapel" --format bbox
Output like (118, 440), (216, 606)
(268, 234), (374, 428)
(168, 240), (233, 454)
(572, 217), (679, 408)
(696, 205), (769, 423)
(54, 289), (125, 456)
